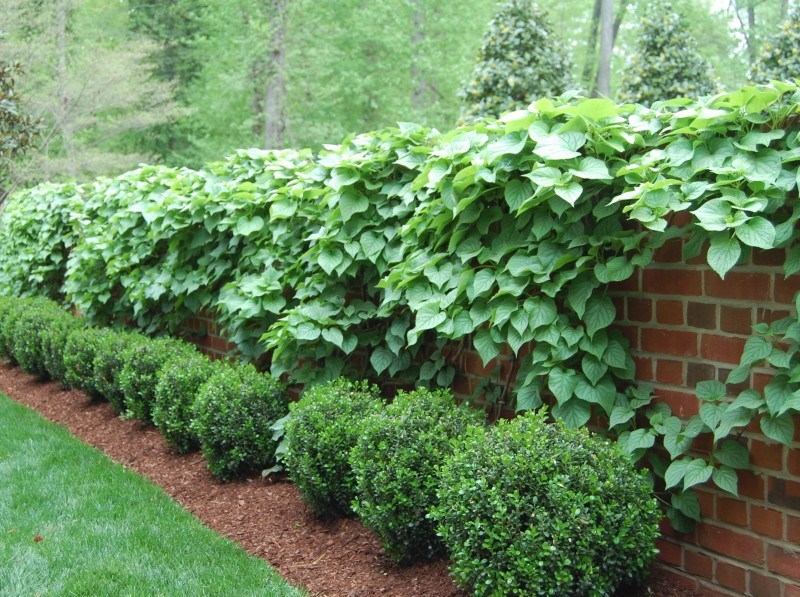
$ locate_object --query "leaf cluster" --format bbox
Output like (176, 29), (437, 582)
(750, 5), (800, 84)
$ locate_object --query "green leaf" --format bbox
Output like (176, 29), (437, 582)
(568, 157), (612, 180)
(235, 216), (264, 236)
(764, 378), (792, 415)
(714, 440), (750, 469)
(524, 297), (557, 329)
(339, 189), (369, 222)
(707, 233), (741, 279)
(665, 138), (694, 165)
(414, 303), (446, 332)
(692, 199), (731, 232)
(696, 380), (726, 402)
(486, 132), (527, 162)
(683, 459), (714, 490)
(553, 398), (591, 428)
(664, 458), (690, 490)
(527, 167), (562, 188)
(583, 296), (616, 338)
(318, 247), (344, 275)
(504, 179), (532, 211)
(581, 355), (608, 386)
(712, 466), (739, 496)
(555, 182), (582, 206)
(671, 490), (701, 522)
(735, 216), (776, 250)
(740, 336), (772, 366)
(532, 132), (585, 160)
(370, 347), (393, 375)
(359, 231), (386, 261)
(295, 322), (320, 341)
(548, 367), (578, 405)
(726, 363), (752, 385)
(609, 404), (635, 428)
(515, 383), (542, 412)
(474, 329), (499, 365)
(760, 413), (795, 445)
(625, 428), (656, 453)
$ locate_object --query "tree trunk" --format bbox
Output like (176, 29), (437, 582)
(594, 0), (613, 97)
(264, 0), (287, 149)
(55, 0), (75, 176)
(747, 4), (756, 64)
(410, 0), (427, 111)
(581, 0), (602, 89)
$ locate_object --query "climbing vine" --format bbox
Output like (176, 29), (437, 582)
(1, 82), (799, 531)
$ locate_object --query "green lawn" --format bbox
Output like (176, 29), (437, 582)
(0, 393), (303, 596)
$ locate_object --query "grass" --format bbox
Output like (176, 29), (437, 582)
(0, 393), (303, 596)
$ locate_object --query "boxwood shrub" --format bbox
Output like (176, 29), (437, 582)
(39, 311), (82, 385)
(349, 388), (485, 565)
(284, 378), (384, 519)
(11, 300), (64, 377)
(0, 296), (17, 360)
(431, 410), (661, 596)
(0, 297), (55, 363)
(192, 363), (288, 481)
(119, 336), (198, 423)
(152, 352), (218, 454)
(63, 327), (114, 398)
(93, 329), (148, 412)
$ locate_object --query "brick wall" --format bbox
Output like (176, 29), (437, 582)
(185, 242), (800, 595)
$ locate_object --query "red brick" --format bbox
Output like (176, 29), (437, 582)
(696, 523), (764, 564)
(696, 489), (715, 517)
(716, 496), (747, 526)
(656, 538), (683, 567)
(656, 359), (684, 385)
(715, 561), (747, 593)
(737, 470), (765, 501)
(627, 297), (652, 322)
(642, 328), (698, 357)
(655, 388), (700, 417)
(719, 306), (752, 335)
(705, 271), (771, 301)
(657, 300), (684, 325)
(749, 439), (783, 471)
(611, 296), (625, 319)
(644, 269), (702, 295)
(654, 567), (699, 592)
(756, 307), (791, 325)
(683, 550), (712, 579)
(700, 334), (746, 364)
(750, 505), (783, 539)
(464, 352), (499, 377)
(687, 362), (716, 386)
(687, 302), (717, 330)
(752, 247), (787, 266)
(785, 584), (800, 597)
(654, 238), (683, 263)
(634, 356), (654, 381)
(767, 544), (800, 581)
(789, 515), (800, 543)
(610, 270), (640, 292)
(616, 325), (639, 350)
(768, 477), (800, 510)
(752, 373), (771, 393)
(775, 274), (800, 304)
(749, 570), (781, 597)
(788, 448), (800, 477)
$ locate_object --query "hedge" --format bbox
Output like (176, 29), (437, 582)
(1, 82), (800, 528)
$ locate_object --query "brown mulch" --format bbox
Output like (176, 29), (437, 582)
(0, 362), (696, 597)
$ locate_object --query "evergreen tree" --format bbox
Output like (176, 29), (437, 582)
(459, 0), (573, 121)
(0, 60), (40, 195)
(618, 0), (718, 105)
(750, 4), (800, 83)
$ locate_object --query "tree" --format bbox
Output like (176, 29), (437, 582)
(749, 3), (800, 82)
(618, 0), (719, 105)
(0, 60), (40, 199)
(459, 0), (573, 121)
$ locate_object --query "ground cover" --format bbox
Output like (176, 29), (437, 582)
(0, 391), (303, 596)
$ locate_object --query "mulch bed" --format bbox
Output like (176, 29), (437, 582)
(0, 362), (696, 596)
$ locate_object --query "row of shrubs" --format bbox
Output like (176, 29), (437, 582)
(0, 296), (287, 480)
(0, 294), (661, 595)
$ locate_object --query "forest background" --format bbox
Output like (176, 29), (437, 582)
(0, 0), (793, 186)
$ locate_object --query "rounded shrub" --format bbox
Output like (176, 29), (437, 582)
(152, 352), (218, 454)
(0, 297), (55, 363)
(93, 329), (148, 413)
(11, 300), (64, 377)
(431, 410), (661, 596)
(192, 363), (288, 481)
(119, 336), (198, 423)
(349, 388), (485, 565)
(39, 311), (83, 385)
(0, 296), (16, 360)
(63, 327), (115, 398)
(285, 378), (384, 519)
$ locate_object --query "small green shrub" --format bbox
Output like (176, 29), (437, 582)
(0, 296), (16, 359)
(63, 328), (115, 398)
(431, 410), (661, 596)
(193, 363), (288, 481)
(1, 297), (59, 364)
(119, 336), (198, 423)
(285, 378), (384, 519)
(10, 300), (63, 377)
(93, 329), (147, 412)
(153, 353), (218, 454)
(39, 311), (82, 385)
(349, 388), (485, 565)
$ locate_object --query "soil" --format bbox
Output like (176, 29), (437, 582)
(0, 362), (696, 597)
